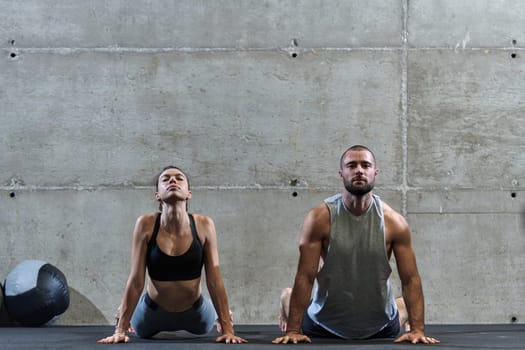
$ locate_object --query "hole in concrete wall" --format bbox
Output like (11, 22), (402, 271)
(10, 52), (16, 58)
(510, 316), (518, 323)
(291, 38), (299, 47)
(9, 192), (16, 198)
(10, 39), (15, 45)
(511, 192), (517, 198)
(292, 191), (298, 197)
(511, 53), (517, 59)
(291, 52), (298, 58)
(289, 178), (299, 186)
(512, 39), (517, 45)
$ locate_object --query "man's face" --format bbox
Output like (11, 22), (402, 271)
(339, 150), (378, 196)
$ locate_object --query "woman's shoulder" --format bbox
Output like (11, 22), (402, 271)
(133, 212), (161, 236)
(188, 213), (216, 243)
(136, 211), (160, 223)
(189, 213), (214, 227)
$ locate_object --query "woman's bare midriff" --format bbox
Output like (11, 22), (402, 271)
(147, 278), (202, 312)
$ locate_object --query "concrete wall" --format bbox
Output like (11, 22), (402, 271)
(0, 0), (523, 325)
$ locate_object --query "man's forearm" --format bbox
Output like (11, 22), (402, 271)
(403, 277), (425, 332)
(286, 278), (313, 333)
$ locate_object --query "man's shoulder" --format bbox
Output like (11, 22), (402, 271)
(380, 202), (410, 234)
(324, 192), (342, 204)
(305, 203), (331, 230)
(376, 197), (399, 216)
(309, 202), (330, 216)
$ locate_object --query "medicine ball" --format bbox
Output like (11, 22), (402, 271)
(4, 260), (70, 326)
(0, 280), (3, 310)
(0, 280), (11, 325)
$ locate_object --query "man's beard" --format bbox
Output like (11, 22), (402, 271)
(344, 179), (374, 196)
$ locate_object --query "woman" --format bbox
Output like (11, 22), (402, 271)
(98, 166), (246, 344)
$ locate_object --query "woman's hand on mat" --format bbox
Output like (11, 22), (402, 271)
(272, 331), (312, 344)
(97, 332), (130, 344)
(215, 333), (248, 344)
(394, 330), (440, 344)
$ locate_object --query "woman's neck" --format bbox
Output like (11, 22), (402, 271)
(159, 203), (189, 233)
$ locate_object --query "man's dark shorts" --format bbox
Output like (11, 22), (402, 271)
(302, 311), (401, 340)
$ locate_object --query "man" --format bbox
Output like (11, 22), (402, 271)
(273, 145), (439, 344)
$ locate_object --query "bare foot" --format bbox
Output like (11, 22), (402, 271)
(395, 297), (411, 332)
(216, 310), (234, 333)
(279, 288), (292, 332)
(115, 306), (134, 334)
(279, 310), (287, 332)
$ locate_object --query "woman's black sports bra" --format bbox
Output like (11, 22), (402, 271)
(146, 213), (204, 281)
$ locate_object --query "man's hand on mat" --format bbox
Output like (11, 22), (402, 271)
(97, 332), (130, 344)
(272, 331), (312, 344)
(215, 333), (248, 344)
(394, 330), (440, 344)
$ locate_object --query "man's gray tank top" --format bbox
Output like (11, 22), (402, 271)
(306, 193), (397, 339)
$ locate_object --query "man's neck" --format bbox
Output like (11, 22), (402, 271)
(342, 191), (373, 216)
